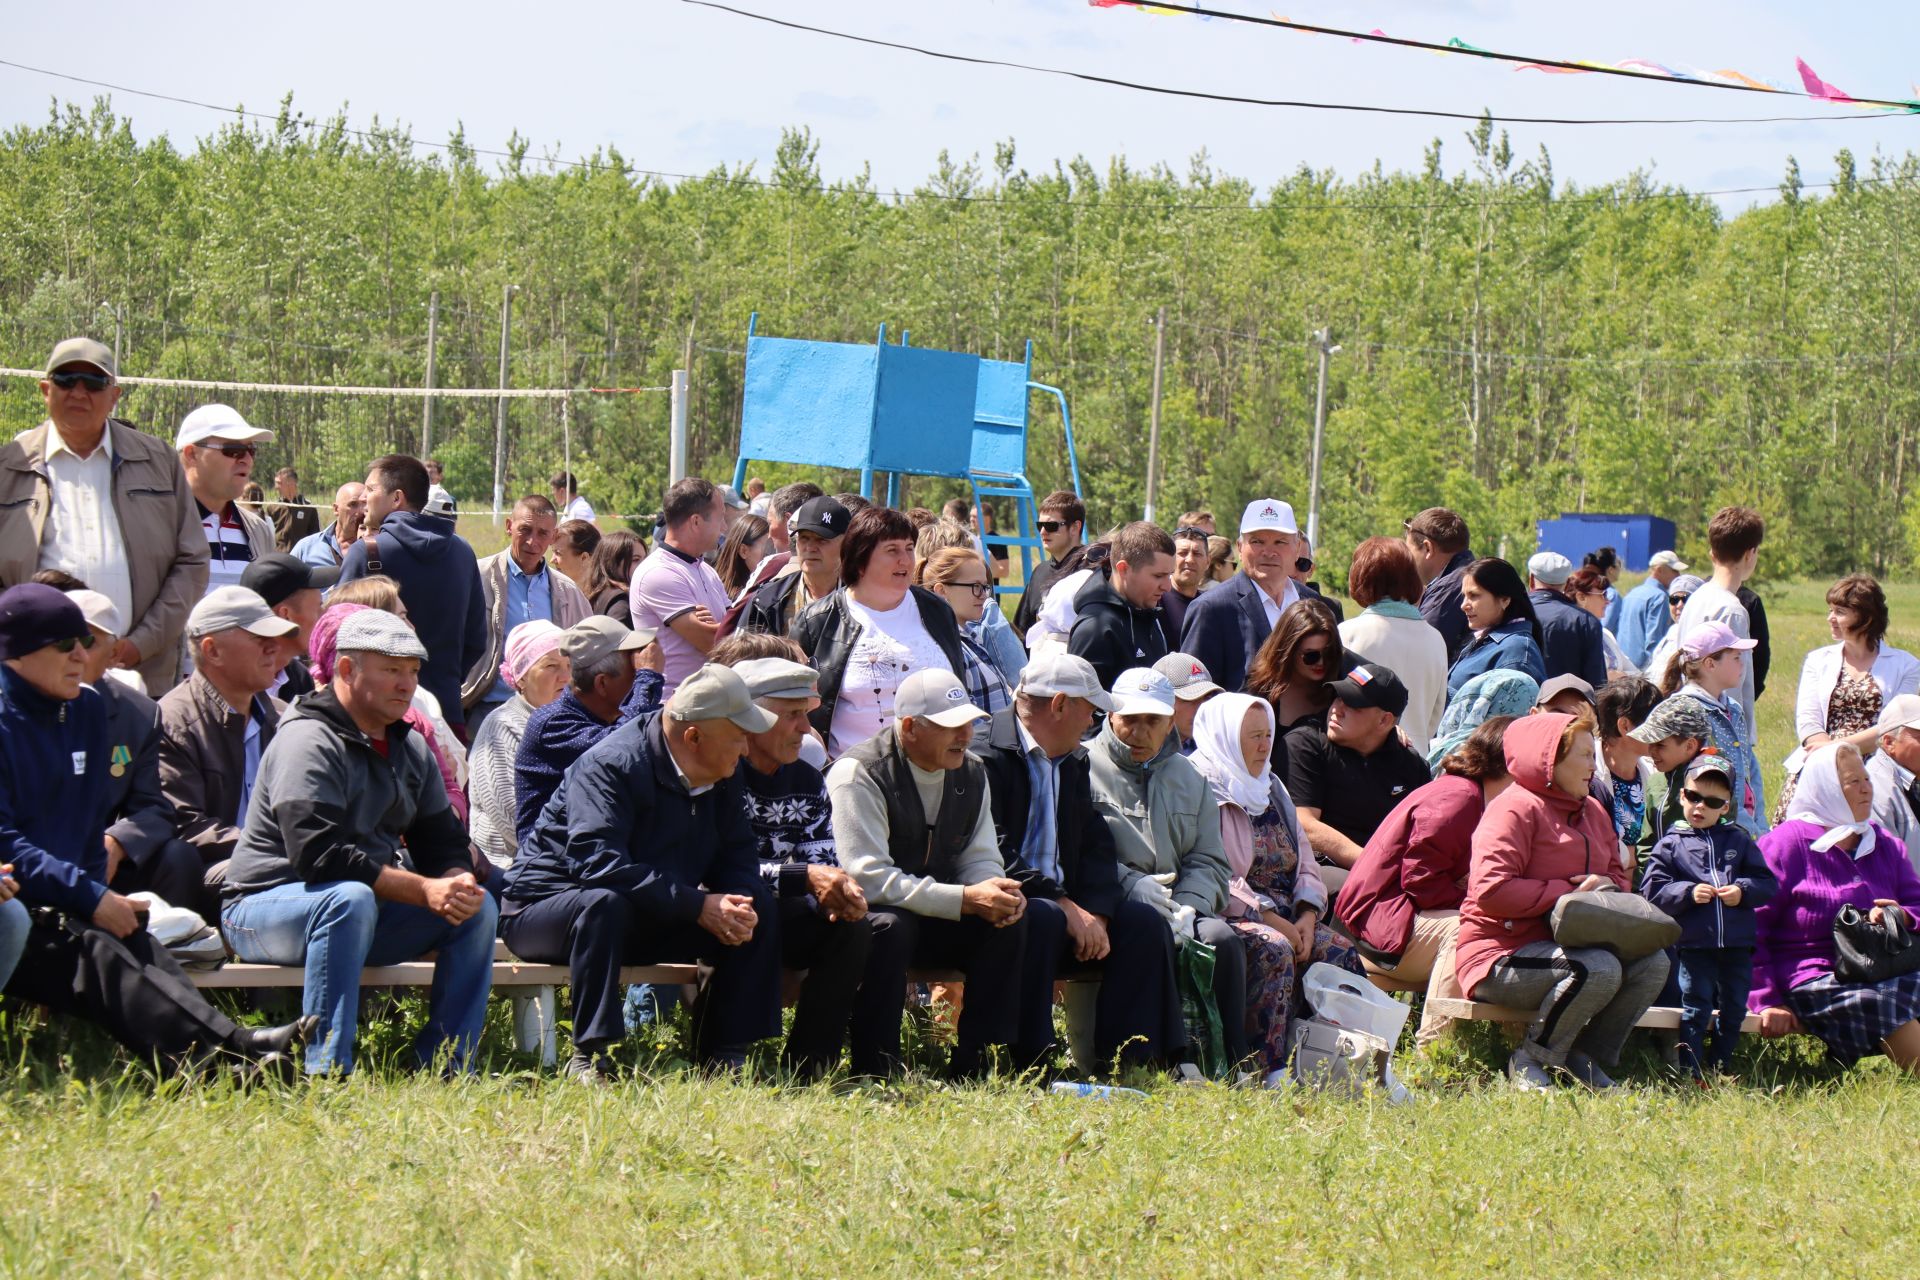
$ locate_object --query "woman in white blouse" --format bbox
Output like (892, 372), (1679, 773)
(1336, 537), (1448, 754)
(1778, 574), (1920, 820)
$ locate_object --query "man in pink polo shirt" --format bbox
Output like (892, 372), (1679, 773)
(630, 478), (733, 698)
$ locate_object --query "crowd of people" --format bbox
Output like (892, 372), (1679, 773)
(5, 335), (1920, 1092)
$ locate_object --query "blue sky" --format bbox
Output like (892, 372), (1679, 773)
(4, 1), (1917, 211)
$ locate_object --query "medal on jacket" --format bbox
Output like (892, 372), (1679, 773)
(110, 744), (132, 778)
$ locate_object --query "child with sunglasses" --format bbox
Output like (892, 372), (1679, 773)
(1639, 753), (1778, 1078)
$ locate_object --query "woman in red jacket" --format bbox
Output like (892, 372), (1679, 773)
(1334, 715), (1515, 1046)
(1455, 710), (1670, 1091)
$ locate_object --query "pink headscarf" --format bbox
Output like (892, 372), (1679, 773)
(501, 619), (564, 693)
(307, 601), (468, 821)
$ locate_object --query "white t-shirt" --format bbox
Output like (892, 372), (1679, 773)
(38, 428), (133, 633)
(630, 544), (730, 698)
(828, 595), (953, 758)
(562, 495), (596, 523)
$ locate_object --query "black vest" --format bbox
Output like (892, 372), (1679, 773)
(844, 726), (985, 883)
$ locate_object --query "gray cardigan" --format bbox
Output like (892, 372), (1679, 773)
(1087, 724), (1231, 915)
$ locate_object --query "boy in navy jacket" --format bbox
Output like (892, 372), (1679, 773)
(1641, 752), (1778, 1077)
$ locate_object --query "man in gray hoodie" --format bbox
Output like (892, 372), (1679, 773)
(1087, 666), (1249, 1068)
(221, 610), (497, 1075)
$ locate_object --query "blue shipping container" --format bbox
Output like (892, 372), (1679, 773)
(1533, 513), (1678, 573)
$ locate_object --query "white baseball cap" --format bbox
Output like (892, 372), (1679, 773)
(1648, 549), (1690, 572)
(1016, 653), (1115, 713)
(176, 403), (275, 450)
(187, 586), (299, 640)
(67, 589), (124, 638)
(1238, 499), (1298, 536)
(1527, 551), (1573, 586)
(1878, 694), (1920, 734)
(895, 668), (988, 728)
(1110, 668), (1176, 717)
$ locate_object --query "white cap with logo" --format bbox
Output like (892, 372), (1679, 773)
(1110, 667), (1176, 716)
(1238, 499), (1298, 536)
(895, 668), (989, 728)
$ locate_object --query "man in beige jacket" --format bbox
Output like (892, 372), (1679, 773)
(0, 338), (207, 694)
(461, 494), (590, 734)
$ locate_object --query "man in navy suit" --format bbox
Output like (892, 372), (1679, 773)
(1177, 498), (1307, 694)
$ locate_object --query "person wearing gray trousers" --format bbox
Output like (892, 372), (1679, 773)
(1474, 941), (1670, 1090)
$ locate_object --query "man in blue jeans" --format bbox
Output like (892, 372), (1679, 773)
(222, 609), (497, 1075)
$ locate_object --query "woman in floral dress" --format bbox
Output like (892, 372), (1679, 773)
(1190, 693), (1366, 1085)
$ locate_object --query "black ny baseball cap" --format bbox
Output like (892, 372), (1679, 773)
(1327, 663), (1409, 717)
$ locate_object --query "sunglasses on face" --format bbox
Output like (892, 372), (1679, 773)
(1174, 526), (1210, 541)
(49, 370), (113, 392)
(52, 633), (99, 654)
(1298, 648), (1328, 668)
(1036, 520), (1065, 534)
(214, 444), (258, 459)
(1295, 556), (1314, 573)
(1680, 788), (1729, 811)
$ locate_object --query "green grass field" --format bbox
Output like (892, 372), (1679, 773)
(8, 576), (1920, 1277)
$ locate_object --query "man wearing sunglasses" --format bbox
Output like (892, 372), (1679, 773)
(1011, 491), (1085, 640)
(176, 404), (277, 604)
(1287, 533), (1344, 624)
(0, 338), (210, 695)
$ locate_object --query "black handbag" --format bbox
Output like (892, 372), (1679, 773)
(1832, 903), (1920, 984)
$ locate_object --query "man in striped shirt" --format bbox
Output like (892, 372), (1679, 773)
(176, 405), (275, 600)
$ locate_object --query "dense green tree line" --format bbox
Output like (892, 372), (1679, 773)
(2, 98), (1916, 582)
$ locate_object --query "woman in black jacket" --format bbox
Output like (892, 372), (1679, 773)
(792, 506), (965, 757)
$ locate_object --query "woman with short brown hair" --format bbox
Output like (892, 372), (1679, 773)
(1337, 536), (1448, 752)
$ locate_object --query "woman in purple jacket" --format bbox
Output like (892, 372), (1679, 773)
(1751, 742), (1920, 1070)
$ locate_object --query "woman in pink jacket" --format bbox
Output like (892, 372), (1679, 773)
(1456, 710), (1670, 1091)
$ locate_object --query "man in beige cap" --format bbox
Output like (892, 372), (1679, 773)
(511, 615), (662, 839)
(175, 404), (277, 600)
(503, 663), (790, 1082)
(1868, 694), (1920, 854)
(0, 338), (209, 693)
(826, 667), (1030, 1077)
(156, 586), (297, 912)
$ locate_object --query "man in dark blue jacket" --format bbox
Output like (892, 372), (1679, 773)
(976, 658), (1186, 1072)
(1404, 507), (1475, 663)
(502, 664), (787, 1082)
(336, 453), (486, 734)
(1068, 521), (1174, 693)
(1525, 552), (1607, 689)
(513, 617), (662, 842)
(0, 584), (310, 1074)
(1179, 498), (1306, 693)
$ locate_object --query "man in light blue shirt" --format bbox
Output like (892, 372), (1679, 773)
(1617, 549), (1688, 670)
(464, 496), (590, 736)
(292, 482), (368, 569)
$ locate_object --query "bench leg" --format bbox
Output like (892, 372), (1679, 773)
(511, 987), (558, 1067)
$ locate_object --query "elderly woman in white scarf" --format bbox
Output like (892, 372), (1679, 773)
(1190, 692), (1367, 1084)
(1751, 741), (1920, 1072)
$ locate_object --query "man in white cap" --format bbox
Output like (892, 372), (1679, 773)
(157, 586), (298, 912)
(223, 609), (496, 1076)
(1868, 694), (1920, 854)
(827, 667), (1030, 1077)
(1178, 498), (1306, 694)
(175, 404), (276, 599)
(50, 583), (206, 912)
(0, 338), (209, 694)
(977, 656), (1186, 1072)
(1525, 550), (1605, 689)
(732, 654), (910, 1078)
(1617, 549), (1689, 670)
(503, 664), (785, 1082)
(1152, 652), (1222, 753)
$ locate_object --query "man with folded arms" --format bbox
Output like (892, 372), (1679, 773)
(158, 587), (297, 912)
(0, 339), (208, 694)
(503, 664), (784, 1082)
(222, 610), (497, 1076)
(0, 584), (312, 1076)
(827, 668), (1030, 1077)
(733, 655), (910, 1077)
(977, 656), (1185, 1072)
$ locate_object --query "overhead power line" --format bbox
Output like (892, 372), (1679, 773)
(1094, 0), (1920, 113)
(679, 2), (1899, 127)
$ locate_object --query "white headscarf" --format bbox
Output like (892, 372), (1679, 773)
(1787, 742), (1877, 859)
(1190, 692), (1276, 817)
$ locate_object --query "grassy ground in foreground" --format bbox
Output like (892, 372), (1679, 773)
(5, 1068), (1919, 1278)
(9, 578), (1920, 1277)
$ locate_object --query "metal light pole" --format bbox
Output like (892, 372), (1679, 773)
(421, 290), (439, 455)
(1306, 327), (1341, 549)
(669, 368), (690, 484)
(491, 284), (519, 524)
(1144, 306), (1167, 523)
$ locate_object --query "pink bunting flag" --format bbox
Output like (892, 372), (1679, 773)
(1796, 58), (1855, 103)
